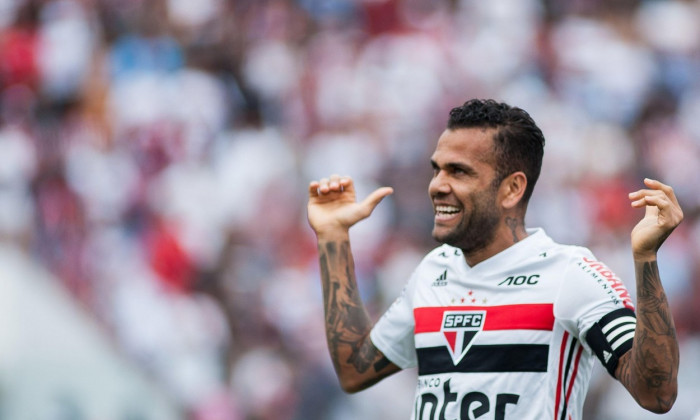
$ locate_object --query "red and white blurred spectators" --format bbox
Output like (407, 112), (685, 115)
(2, 0), (700, 418)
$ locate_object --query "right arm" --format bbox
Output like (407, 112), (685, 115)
(308, 175), (401, 392)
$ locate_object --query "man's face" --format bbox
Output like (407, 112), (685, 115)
(428, 128), (502, 253)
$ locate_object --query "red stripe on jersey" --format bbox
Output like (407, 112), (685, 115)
(565, 344), (584, 405)
(554, 331), (569, 420)
(413, 304), (554, 334)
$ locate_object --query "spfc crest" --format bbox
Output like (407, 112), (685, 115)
(441, 310), (486, 365)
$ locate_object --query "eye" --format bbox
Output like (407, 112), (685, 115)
(449, 163), (475, 177)
(430, 161), (440, 176)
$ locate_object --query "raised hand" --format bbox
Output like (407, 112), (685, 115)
(628, 178), (683, 260)
(307, 174), (393, 237)
(307, 174), (400, 392)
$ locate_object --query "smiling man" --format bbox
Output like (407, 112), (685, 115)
(307, 99), (681, 419)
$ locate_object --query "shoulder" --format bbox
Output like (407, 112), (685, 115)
(554, 245), (635, 321)
(409, 244), (464, 283)
(528, 229), (596, 270)
(523, 230), (594, 272)
(568, 252), (635, 310)
(415, 243), (465, 267)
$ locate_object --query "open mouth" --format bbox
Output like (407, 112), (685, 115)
(434, 205), (461, 222)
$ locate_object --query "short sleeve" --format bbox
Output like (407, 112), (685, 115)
(555, 249), (636, 376)
(370, 272), (418, 369)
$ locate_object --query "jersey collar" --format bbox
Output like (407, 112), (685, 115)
(459, 228), (552, 275)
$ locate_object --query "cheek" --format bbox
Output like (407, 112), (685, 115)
(462, 186), (491, 209)
(457, 187), (478, 207)
(474, 189), (500, 215)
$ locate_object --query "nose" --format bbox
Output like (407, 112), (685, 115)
(429, 170), (451, 197)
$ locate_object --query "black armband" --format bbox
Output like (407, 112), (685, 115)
(585, 308), (636, 377)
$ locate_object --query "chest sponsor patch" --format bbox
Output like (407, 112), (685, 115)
(441, 310), (486, 364)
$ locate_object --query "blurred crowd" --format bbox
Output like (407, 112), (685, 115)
(1, 0), (700, 418)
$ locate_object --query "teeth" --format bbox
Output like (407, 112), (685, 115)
(435, 205), (460, 214)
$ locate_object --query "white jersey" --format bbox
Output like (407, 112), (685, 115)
(370, 228), (636, 420)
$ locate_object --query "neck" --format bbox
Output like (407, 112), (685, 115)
(463, 215), (528, 267)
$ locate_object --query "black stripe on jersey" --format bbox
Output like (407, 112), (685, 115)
(559, 336), (578, 420)
(585, 307), (636, 376)
(417, 344), (549, 375)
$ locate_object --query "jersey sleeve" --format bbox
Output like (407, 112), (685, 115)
(370, 271), (418, 369)
(554, 248), (636, 376)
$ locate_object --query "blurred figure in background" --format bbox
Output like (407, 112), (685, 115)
(1, 0), (700, 419)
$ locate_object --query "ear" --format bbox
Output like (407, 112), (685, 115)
(499, 171), (527, 210)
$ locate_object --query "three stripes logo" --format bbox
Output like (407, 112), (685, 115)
(441, 311), (486, 365)
(432, 270), (448, 287)
(585, 307), (636, 377)
(601, 313), (636, 354)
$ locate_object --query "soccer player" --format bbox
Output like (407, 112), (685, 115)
(307, 99), (681, 419)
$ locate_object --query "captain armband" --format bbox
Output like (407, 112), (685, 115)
(585, 308), (636, 377)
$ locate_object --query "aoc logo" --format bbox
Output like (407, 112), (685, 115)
(441, 311), (486, 365)
(498, 274), (540, 286)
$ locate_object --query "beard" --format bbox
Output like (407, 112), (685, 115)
(432, 185), (501, 254)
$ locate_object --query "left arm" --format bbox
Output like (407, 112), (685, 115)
(615, 178), (682, 413)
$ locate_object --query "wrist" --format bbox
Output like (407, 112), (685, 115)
(315, 227), (351, 243)
(633, 251), (657, 262)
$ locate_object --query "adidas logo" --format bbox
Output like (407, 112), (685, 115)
(603, 350), (612, 363)
(432, 270), (448, 287)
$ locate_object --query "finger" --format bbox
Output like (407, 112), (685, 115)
(629, 189), (664, 207)
(628, 188), (663, 199)
(318, 177), (330, 194)
(643, 195), (671, 210)
(328, 174), (342, 191)
(309, 180), (320, 197)
(339, 175), (352, 188)
(630, 188), (679, 216)
(629, 190), (669, 210)
(641, 195), (681, 227)
(643, 203), (660, 219)
(339, 175), (354, 193)
(642, 194), (683, 228)
(643, 178), (680, 207)
(359, 187), (394, 215)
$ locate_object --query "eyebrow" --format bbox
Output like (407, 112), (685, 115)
(431, 159), (476, 175)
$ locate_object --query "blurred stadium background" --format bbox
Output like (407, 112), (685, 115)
(0, 0), (700, 419)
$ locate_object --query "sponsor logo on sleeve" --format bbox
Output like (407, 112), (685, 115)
(578, 257), (634, 310)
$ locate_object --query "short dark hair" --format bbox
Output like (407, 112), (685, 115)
(447, 99), (545, 204)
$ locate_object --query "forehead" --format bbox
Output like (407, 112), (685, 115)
(431, 127), (497, 166)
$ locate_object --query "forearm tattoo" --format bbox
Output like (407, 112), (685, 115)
(319, 240), (391, 376)
(617, 261), (678, 409)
